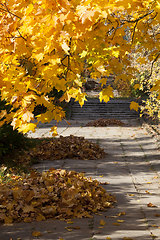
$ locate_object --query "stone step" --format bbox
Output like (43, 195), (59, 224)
(71, 114), (138, 120)
(70, 98), (139, 120)
(72, 108), (136, 112)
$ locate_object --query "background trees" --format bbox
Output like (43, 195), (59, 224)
(0, 0), (160, 134)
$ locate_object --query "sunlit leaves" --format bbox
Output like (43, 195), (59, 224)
(0, 110), (7, 120)
(99, 86), (114, 103)
(75, 92), (87, 107)
(0, 169), (116, 224)
(0, 0), (160, 132)
(17, 123), (37, 134)
(86, 118), (125, 127)
(50, 126), (58, 137)
(130, 101), (140, 111)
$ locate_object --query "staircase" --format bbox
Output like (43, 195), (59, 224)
(69, 98), (139, 120)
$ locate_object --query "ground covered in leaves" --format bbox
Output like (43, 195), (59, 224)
(0, 169), (116, 224)
(86, 118), (125, 127)
(28, 135), (105, 161)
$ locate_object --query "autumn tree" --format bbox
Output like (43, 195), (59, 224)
(0, 0), (160, 135)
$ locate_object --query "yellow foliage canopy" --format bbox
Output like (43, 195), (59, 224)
(0, 0), (160, 133)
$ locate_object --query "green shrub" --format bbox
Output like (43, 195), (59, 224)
(0, 124), (26, 159)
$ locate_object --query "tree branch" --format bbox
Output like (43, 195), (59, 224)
(0, 3), (21, 19)
(146, 52), (160, 79)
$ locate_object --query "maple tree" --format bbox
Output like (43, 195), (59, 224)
(0, 0), (160, 134)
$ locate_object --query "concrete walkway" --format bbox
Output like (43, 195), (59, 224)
(1, 119), (160, 240)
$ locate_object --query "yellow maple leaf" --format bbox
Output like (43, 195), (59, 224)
(130, 101), (139, 111)
(22, 111), (34, 122)
(75, 92), (87, 107)
(0, 110), (7, 119)
(134, 84), (140, 90)
(80, 50), (88, 58)
(112, 50), (119, 58)
(99, 86), (114, 103)
(32, 53), (44, 61)
(50, 126), (58, 136)
(100, 77), (107, 87)
(25, 4), (34, 15)
(61, 41), (70, 54)
(18, 123), (37, 134)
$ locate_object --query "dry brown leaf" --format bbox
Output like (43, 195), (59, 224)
(151, 224), (158, 227)
(147, 203), (157, 208)
(32, 231), (42, 237)
(112, 222), (120, 226)
(145, 191), (151, 194)
(4, 216), (13, 224)
(155, 214), (160, 217)
(100, 219), (106, 226)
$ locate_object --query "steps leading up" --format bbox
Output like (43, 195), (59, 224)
(69, 98), (139, 120)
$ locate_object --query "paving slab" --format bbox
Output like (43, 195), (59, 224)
(1, 119), (160, 240)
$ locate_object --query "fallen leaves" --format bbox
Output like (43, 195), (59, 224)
(0, 169), (116, 224)
(99, 219), (106, 226)
(147, 203), (157, 208)
(32, 231), (42, 237)
(29, 135), (106, 161)
(65, 226), (80, 231)
(155, 214), (160, 217)
(123, 238), (134, 240)
(117, 219), (124, 223)
(86, 118), (125, 127)
(112, 222), (120, 226)
(117, 212), (126, 217)
(145, 190), (151, 194)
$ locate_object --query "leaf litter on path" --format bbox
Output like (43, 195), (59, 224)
(28, 135), (106, 161)
(86, 118), (125, 127)
(0, 169), (116, 224)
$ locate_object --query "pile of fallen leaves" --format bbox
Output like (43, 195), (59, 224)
(86, 118), (125, 127)
(0, 169), (116, 224)
(29, 135), (105, 161)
